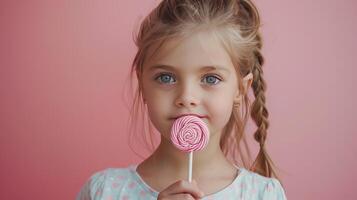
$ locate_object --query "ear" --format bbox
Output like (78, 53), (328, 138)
(234, 72), (253, 103)
(242, 72), (253, 92)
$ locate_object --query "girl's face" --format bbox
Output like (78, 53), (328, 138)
(141, 30), (243, 142)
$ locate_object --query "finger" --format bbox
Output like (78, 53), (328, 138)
(157, 193), (196, 200)
(160, 179), (204, 199)
(172, 193), (196, 200)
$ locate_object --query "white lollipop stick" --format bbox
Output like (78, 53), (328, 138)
(188, 151), (193, 182)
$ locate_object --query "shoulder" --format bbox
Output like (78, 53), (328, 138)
(235, 168), (287, 200)
(76, 165), (136, 200)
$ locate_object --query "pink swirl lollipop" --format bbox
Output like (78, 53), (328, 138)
(170, 115), (209, 152)
(170, 115), (210, 182)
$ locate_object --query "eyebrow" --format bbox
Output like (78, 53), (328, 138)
(148, 64), (230, 74)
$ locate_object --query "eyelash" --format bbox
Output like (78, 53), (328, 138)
(154, 72), (222, 85)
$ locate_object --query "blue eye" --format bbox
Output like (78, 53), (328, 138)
(154, 73), (222, 85)
(155, 73), (175, 84)
(203, 75), (221, 85)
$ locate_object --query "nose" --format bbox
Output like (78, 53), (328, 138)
(174, 82), (201, 108)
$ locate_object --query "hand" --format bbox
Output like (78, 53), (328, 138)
(157, 179), (205, 200)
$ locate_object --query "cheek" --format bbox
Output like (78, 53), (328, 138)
(206, 94), (234, 131)
(144, 90), (174, 137)
(145, 89), (171, 113)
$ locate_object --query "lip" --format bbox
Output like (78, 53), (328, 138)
(171, 113), (207, 120)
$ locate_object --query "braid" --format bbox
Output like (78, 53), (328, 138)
(251, 43), (268, 145)
(249, 35), (278, 178)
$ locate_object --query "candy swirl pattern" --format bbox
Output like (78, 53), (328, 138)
(170, 115), (209, 152)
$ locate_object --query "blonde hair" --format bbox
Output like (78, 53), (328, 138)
(125, 0), (283, 183)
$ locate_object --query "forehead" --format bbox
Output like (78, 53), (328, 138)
(144, 30), (235, 73)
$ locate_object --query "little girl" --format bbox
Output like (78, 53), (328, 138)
(77, 0), (287, 199)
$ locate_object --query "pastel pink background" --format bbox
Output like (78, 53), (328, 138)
(0, 0), (356, 199)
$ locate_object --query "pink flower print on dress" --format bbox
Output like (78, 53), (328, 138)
(128, 181), (136, 189)
(251, 187), (257, 194)
(112, 182), (119, 189)
(115, 175), (125, 181)
(95, 187), (103, 197)
(139, 190), (147, 197)
(121, 196), (129, 200)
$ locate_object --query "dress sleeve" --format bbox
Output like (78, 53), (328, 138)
(262, 178), (287, 200)
(76, 170), (107, 200)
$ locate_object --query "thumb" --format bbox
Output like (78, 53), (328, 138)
(191, 179), (205, 197)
